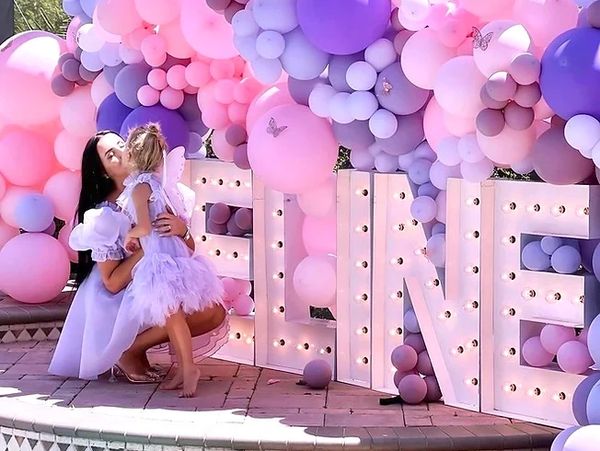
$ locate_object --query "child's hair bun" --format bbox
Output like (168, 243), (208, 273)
(146, 123), (162, 136)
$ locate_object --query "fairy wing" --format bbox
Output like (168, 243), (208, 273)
(162, 146), (195, 224)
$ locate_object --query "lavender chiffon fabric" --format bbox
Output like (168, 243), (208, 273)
(48, 201), (229, 380)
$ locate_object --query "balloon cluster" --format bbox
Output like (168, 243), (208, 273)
(52, 49), (101, 97)
(522, 325), (591, 374)
(521, 237), (583, 274)
(389, 309), (442, 404)
(206, 0), (248, 23)
(221, 277), (254, 315)
(207, 203), (253, 236)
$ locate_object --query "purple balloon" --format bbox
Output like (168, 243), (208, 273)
(207, 218), (227, 235)
(416, 351), (434, 376)
(103, 62), (126, 86)
(188, 118), (209, 136)
(551, 245), (582, 274)
(79, 65), (99, 82)
(504, 103), (534, 131)
(513, 83), (542, 108)
(424, 376), (442, 402)
(288, 75), (328, 105)
(332, 120), (375, 149)
(391, 344), (418, 372)
(480, 85), (509, 110)
(328, 53), (363, 92)
(417, 182), (439, 199)
(589, 1), (600, 28)
(581, 239), (599, 273)
(225, 124), (248, 146)
(541, 236), (563, 255)
(209, 202), (231, 224)
(62, 58), (81, 82)
(178, 94), (202, 122)
(404, 333), (426, 354)
(374, 63), (430, 115)
(485, 71), (517, 102)
(114, 63), (151, 108)
(227, 214), (246, 236)
(97, 94), (133, 134)
(302, 359), (332, 389)
(206, 0), (231, 10)
(522, 336), (554, 367)
(14, 194), (55, 232)
(541, 27), (600, 120)
(186, 132), (204, 157)
(532, 127), (595, 185)
(408, 158), (432, 185)
(394, 370), (417, 388)
(224, 2), (244, 22)
(51, 75), (75, 97)
(234, 207), (253, 231)
(376, 113), (424, 156)
(398, 374), (427, 404)
(297, 0), (391, 55)
(233, 143), (251, 170)
(120, 106), (190, 150)
(58, 52), (75, 66)
(162, 56), (192, 72)
(476, 108), (505, 137)
(578, 6), (590, 28)
(522, 241), (551, 271)
(574, 374), (600, 425)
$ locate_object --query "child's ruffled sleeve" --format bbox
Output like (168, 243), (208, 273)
(69, 207), (131, 262)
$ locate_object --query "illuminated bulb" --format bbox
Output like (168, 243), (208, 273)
(244, 181), (251, 188)
(210, 178), (218, 186)
(229, 333), (236, 340)
(464, 265), (479, 274)
(553, 392), (567, 402)
(194, 205), (201, 212)
(392, 192), (405, 200)
(552, 205), (566, 216)
(272, 340), (280, 348)
(522, 289), (536, 299)
(245, 337), (253, 345)
(578, 207), (590, 216)
(527, 204), (541, 213)
(528, 387), (542, 397)
(546, 291), (562, 303)
(438, 310), (452, 320)
(194, 178), (201, 185)
(502, 202), (516, 212)
(228, 182), (235, 188)
(465, 378), (478, 386)
(319, 348), (325, 355)
(501, 272), (516, 281)
(394, 224), (405, 232)
(226, 254), (234, 260)
(466, 198), (474, 206)
(208, 250), (215, 256)
(464, 301), (479, 311)
(414, 248), (426, 256)
(426, 279), (439, 288)
(503, 383), (517, 393)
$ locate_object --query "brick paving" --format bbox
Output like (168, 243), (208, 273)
(0, 340), (559, 449)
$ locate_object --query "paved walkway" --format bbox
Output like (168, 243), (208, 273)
(0, 341), (559, 450)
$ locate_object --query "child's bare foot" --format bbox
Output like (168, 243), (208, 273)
(179, 366), (201, 398)
(160, 369), (183, 390)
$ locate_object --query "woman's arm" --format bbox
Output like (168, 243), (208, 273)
(97, 250), (143, 294)
(153, 212), (195, 251)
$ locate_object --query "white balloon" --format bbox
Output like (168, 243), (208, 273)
(91, 73), (113, 107)
(77, 24), (105, 53)
(330, 92), (354, 124)
(80, 50), (105, 72)
(346, 61), (378, 91)
(308, 84), (337, 118)
(565, 115), (600, 153)
(365, 38), (397, 72)
(349, 91), (379, 121)
(256, 30), (285, 59)
(369, 109), (398, 139)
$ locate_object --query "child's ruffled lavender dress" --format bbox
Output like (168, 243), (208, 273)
(48, 198), (228, 380)
(117, 171), (225, 327)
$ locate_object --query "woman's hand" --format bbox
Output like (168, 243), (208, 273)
(152, 212), (188, 238)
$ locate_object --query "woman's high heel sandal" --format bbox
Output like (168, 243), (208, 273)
(111, 364), (161, 384)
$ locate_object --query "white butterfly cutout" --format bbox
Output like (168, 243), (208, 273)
(160, 146), (196, 225)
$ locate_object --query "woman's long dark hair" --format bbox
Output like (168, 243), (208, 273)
(74, 131), (119, 286)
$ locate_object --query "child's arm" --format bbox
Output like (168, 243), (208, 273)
(127, 183), (153, 239)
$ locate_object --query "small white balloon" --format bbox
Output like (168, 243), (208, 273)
(346, 61), (378, 91)
(308, 84), (337, 118)
(365, 38), (397, 72)
(349, 91), (379, 121)
(330, 92), (354, 124)
(369, 109), (398, 139)
(565, 115), (600, 153)
(77, 24), (105, 53)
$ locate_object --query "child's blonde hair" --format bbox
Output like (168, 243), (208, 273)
(126, 123), (167, 173)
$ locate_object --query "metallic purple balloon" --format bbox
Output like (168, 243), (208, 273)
(209, 202), (231, 225)
(376, 113), (424, 156)
(233, 144), (251, 170)
(288, 75), (328, 105)
(327, 53), (363, 92)
(332, 120), (375, 149)
(297, 0), (391, 55)
(97, 94), (133, 134)
(234, 207), (253, 231)
(51, 75), (76, 97)
(374, 63), (429, 115)
(225, 124), (248, 146)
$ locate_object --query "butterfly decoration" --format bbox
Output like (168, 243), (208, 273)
(472, 27), (493, 52)
(161, 146), (195, 226)
(266, 117), (288, 138)
(381, 77), (393, 95)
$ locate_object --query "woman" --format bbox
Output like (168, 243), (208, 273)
(49, 131), (228, 383)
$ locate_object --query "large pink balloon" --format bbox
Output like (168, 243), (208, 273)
(473, 21), (533, 77)
(0, 129), (56, 187)
(60, 86), (96, 138)
(0, 220), (18, 249)
(0, 31), (65, 126)
(302, 213), (336, 256)
(96, 0), (143, 35)
(134, 0), (180, 25)
(423, 97), (452, 152)
(246, 84), (294, 132)
(513, 0), (578, 50)
(476, 125), (536, 165)
(0, 174), (5, 201)
(459, 0), (515, 20)
(248, 104), (338, 194)
(0, 233), (70, 303)
(293, 255), (337, 308)
(297, 175), (336, 217)
(43, 171), (81, 221)
(401, 28), (456, 90)
(434, 56), (486, 119)
(158, 18), (196, 59)
(180, 0), (238, 59)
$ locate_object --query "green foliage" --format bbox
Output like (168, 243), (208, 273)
(14, 0), (69, 37)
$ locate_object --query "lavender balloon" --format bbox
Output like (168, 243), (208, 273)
(376, 113), (424, 156)
(302, 359), (332, 389)
(207, 219), (228, 235)
(114, 63), (151, 109)
(349, 146), (375, 170)
(541, 236), (563, 255)
(522, 336), (554, 367)
(280, 28), (330, 81)
(424, 376), (442, 402)
(391, 344), (418, 372)
(522, 241), (551, 271)
(328, 53), (363, 92)
(233, 144), (251, 170)
(178, 94), (203, 122)
(103, 63), (126, 87)
(476, 109), (505, 137)
(374, 63), (430, 115)
(225, 124), (248, 146)
(408, 158), (432, 185)
(51, 75), (75, 97)
(398, 374), (427, 404)
(227, 215), (246, 236)
(404, 333), (426, 354)
(209, 203), (231, 225)
(234, 208), (253, 231)
(224, 2), (245, 23)
(288, 75), (327, 105)
(121, 106), (189, 150)
(332, 120), (375, 149)
(14, 194), (54, 232)
(417, 182), (440, 199)
(551, 245), (582, 274)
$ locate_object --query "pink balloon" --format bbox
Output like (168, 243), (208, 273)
(160, 87), (184, 110)
(477, 125), (536, 165)
(141, 34), (168, 67)
(0, 174), (5, 201)
(60, 86), (96, 138)
(0, 220), (18, 249)
(461, 158), (494, 183)
(148, 69), (168, 91)
(302, 213), (336, 256)
(66, 17), (81, 52)
(232, 294), (254, 315)
(248, 104), (338, 194)
(293, 255), (337, 308)
(234, 77), (262, 104)
(416, 351), (434, 376)
(200, 97), (230, 129)
(54, 130), (86, 171)
(0, 233), (70, 304)
(391, 344), (418, 371)
(138, 85), (160, 107)
(444, 110), (475, 136)
(297, 175), (336, 217)
(404, 333), (426, 354)
(473, 21), (533, 78)
(424, 375), (442, 402)
(210, 59), (236, 80)
(423, 97), (452, 152)
(214, 79), (236, 104)
(246, 83), (294, 132)
(185, 61), (211, 88)
(437, 12), (474, 48)
(166, 65), (188, 90)
(522, 336), (554, 367)
(0, 31), (66, 126)
(228, 102), (248, 125)
(43, 171), (81, 221)
(237, 278), (252, 296)
(0, 186), (37, 228)
(401, 28), (456, 90)
(96, 0), (143, 35)
(158, 18), (196, 59)
(0, 130), (56, 187)
(58, 221), (78, 263)
(221, 277), (239, 300)
(211, 128), (236, 162)
(459, 0), (515, 20)
(434, 56), (486, 119)
(513, 0), (578, 50)
(134, 0), (180, 25)
(180, 0), (238, 59)
(124, 25), (154, 51)
(540, 324), (576, 355)
(91, 73), (114, 107)
(398, 374), (427, 404)
(557, 341), (593, 374)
